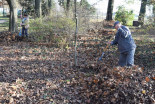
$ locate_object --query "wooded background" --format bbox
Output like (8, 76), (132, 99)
(3, 0), (155, 32)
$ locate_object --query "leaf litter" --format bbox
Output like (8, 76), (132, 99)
(0, 31), (154, 104)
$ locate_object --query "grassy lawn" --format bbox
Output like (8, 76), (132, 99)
(0, 16), (9, 20)
(0, 16), (9, 28)
(0, 16), (9, 31)
(0, 16), (23, 32)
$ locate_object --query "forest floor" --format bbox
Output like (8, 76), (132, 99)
(0, 23), (154, 103)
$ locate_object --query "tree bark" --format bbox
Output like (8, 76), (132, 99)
(80, 0), (83, 6)
(3, 0), (5, 17)
(48, 0), (52, 14)
(138, 0), (147, 25)
(66, 0), (70, 11)
(35, 0), (42, 18)
(106, 0), (114, 21)
(153, 4), (155, 22)
(74, 0), (78, 66)
(6, 0), (18, 32)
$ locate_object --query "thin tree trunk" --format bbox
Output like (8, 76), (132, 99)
(66, 0), (70, 11)
(80, 0), (83, 6)
(3, 6), (5, 17)
(43, 1), (48, 16)
(74, 0), (78, 67)
(35, 0), (42, 18)
(3, 0), (5, 17)
(153, 4), (155, 22)
(48, 0), (52, 14)
(138, 0), (147, 25)
(106, 0), (114, 21)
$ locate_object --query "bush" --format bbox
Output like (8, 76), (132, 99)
(29, 15), (75, 48)
(115, 6), (134, 25)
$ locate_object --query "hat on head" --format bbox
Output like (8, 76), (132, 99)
(114, 21), (120, 27)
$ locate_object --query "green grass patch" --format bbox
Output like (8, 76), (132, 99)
(0, 16), (9, 20)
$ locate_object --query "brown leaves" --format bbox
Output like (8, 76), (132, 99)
(145, 77), (150, 82)
(0, 31), (17, 42)
(152, 77), (155, 80)
(71, 64), (155, 104)
(93, 79), (99, 84)
(103, 91), (109, 96)
(0, 29), (154, 104)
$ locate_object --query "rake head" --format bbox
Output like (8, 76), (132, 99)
(98, 52), (105, 61)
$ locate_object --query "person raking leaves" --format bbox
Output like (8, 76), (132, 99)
(108, 21), (136, 67)
(21, 14), (29, 38)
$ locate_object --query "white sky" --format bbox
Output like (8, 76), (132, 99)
(78, 0), (153, 16)
(54, 0), (153, 17)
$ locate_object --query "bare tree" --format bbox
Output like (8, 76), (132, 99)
(138, 0), (148, 25)
(35, 0), (42, 18)
(6, 0), (18, 32)
(106, 0), (114, 21)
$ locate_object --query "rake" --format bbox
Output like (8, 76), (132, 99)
(98, 32), (115, 61)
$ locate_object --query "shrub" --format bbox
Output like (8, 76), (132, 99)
(115, 6), (134, 25)
(29, 15), (75, 48)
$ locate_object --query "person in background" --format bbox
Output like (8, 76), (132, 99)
(21, 14), (29, 38)
(109, 21), (136, 67)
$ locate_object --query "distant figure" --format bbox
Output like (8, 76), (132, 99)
(109, 21), (136, 67)
(21, 14), (29, 38)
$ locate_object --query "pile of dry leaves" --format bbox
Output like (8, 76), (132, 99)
(70, 65), (155, 104)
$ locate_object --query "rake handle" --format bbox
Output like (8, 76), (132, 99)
(103, 32), (115, 52)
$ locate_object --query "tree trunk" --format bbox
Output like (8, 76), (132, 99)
(3, 0), (5, 17)
(138, 0), (147, 25)
(6, 0), (18, 32)
(153, 4), (155, 22)
(35, 0), (42, 18)
(106, 0), (114, 21)
(3, 6), (5, 17)
(43, 0), (48, 16)
(66, 0), (70, 11)
(48, 0), (52, 14)
(80, 0), (83, 6)
(74, 0), (78, 66)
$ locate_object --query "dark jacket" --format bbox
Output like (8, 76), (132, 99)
(111, 25), (136, 53)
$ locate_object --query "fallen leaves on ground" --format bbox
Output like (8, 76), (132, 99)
(0, 31), (154, 103)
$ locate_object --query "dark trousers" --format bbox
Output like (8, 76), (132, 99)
(22, 27), (28, 37)
(118, 48), (136, 67)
